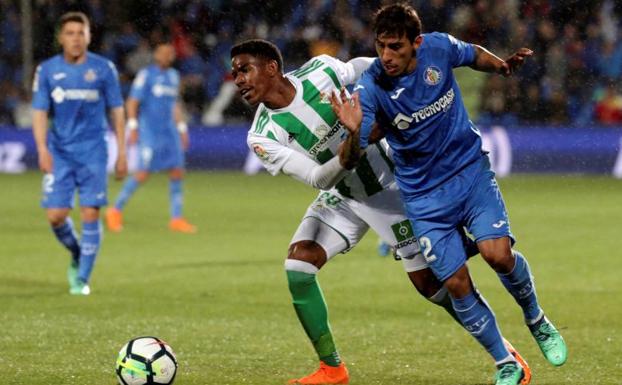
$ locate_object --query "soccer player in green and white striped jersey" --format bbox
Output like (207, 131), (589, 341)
(230, 40), (485, 385)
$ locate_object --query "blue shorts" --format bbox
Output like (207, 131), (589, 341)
(402, 156), (514, 281)
(41, 153), (108, 208)
(137, 143), (184, 172)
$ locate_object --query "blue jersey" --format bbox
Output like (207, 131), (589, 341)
(32, 52), (123, 161)
(357, 32), (481, 197)
(129, 64), (180, 146)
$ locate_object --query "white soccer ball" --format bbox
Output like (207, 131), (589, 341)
(116, 337), (178, 385)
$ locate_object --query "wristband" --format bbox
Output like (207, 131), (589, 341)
(126, 118), (138, 131)
(177, 122), (188, 133)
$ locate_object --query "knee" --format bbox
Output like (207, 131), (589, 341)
(47, 211), (68, 227)
(80, 207), (100, 222)
(169, 169), (184, 180)
(479, 239), (514, 273)
(443, 266), (472, 298)
(135, 172), (149, 183)
(287, 241), (327, 270)
(408, 268), (444, 298)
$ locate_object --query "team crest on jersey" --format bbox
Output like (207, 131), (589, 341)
(319, 92), (331, 104)
(424, 66), (442, 86)
(84, 69), (97, 82)
(315, 124), (329, 137)
(253, 144), (270, 161)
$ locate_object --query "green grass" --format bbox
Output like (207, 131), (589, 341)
(1, 172), (621, 385)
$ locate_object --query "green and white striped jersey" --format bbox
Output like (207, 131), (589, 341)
(247, 55), (395, 201)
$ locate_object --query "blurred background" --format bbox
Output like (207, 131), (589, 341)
(0, 0), (621, 175)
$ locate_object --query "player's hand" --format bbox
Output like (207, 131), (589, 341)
(180, 131), (189, 151)
(128, 129), (139, 146)
(115, 153), (128, 181)
(38, 148), (53, 173)
(500, 48), (533, 77)
(330, 87), (362, 134)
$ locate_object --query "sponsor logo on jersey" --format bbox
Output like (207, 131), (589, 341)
(53, 72), (66, 80)
(391, 88), (455, 129)
(152, 84), (178, 97)
(309, 121), (343, 156)
(84, 69), (97, 82)
(423, 66), (442, 86)
(51, 87), (100, 104)
(252, 144), (270, 161)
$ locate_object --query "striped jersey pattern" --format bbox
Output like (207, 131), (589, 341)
(247, 55), (395, 201)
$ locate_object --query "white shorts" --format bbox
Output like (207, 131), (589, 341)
(290, 183), (427, 272)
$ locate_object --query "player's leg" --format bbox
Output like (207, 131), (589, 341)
(467, 165), (567, 366)
(106, 170), (149, 232)
(73, 159), (108, 295)
(167, 167), (196, 233)
(402, 176), (523, 385)
(41, 161), (81, 288)
(286, 193), (365, 384)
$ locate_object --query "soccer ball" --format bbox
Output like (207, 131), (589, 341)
(115, 337), (178, 385)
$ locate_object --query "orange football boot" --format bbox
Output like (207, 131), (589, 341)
(105, 207), (123, 232)
(169, 217), (197, 233)
(288, 362), (349, 385)
(504, 338), (532, 385)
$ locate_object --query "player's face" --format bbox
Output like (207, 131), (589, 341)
(154, 44), (176, 68)
(59, 21), (90, 60)
(375, 33), (417, 77)
(231, 54), (274, 106)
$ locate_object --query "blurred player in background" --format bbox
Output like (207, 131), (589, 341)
(332, 4), (566, 385)
(32, 12), (127, 295)
(105, 42), (196, 234)
(231, 39), (529, 385)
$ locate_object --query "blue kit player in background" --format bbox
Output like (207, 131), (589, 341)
(32, 12), (127, 296)
(105, 42), (197, 234)
(332, 4), (567, 385)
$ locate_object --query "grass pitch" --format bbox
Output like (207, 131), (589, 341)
(0, 171), (620, 385)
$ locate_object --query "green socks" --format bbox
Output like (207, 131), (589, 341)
(287, 270), (341, 366)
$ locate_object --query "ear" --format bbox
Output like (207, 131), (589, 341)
(413, 35), (423, 50)
(266, 60), (280, 77)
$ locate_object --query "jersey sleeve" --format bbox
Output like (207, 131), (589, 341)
(316, 55), (358, 86)
(356, 79), (378, 149)
(247, 131), (294, 176)
(445, 33), (476, 68)
(31, 64), (50, 111)
(129, 68), (149, 101)
(103, 61), (124, 108)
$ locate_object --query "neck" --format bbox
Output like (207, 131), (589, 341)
(405, 56), (418, 75)
(263, 75), (296, 109)
(63, 51), (87, 64)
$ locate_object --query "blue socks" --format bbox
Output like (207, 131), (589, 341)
(498, 251), (543, 324)
(77, 220), (101, 283)
(451, 291), (512, 364)
(169, 179), (183, 218)
(114, 176), (140, 210)
(51, 217), (80, 264)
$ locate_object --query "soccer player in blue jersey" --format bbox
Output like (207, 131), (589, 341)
(105, 42), (196, 234)
(32, 12), (127, 296)
(331, 4), (567, 385)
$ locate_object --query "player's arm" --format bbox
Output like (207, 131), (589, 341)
(32, 109), (52, 173)
(173, 102), (189, 150)
(126, 97), (140, 145)
(109, 106), (128, 180)
(471, 45), (533, 77)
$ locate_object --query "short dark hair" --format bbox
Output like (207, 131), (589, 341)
(230, 39), (283, 72)
(58, 11), (90, 30)
(374, 3), (422, 42)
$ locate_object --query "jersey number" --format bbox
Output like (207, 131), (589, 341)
(419, 236), (437, 263)
(42, 173), (54, 193)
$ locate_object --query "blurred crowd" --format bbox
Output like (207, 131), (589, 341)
(1, 0), (622, 127)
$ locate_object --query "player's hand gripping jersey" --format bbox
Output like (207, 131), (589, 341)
(357, 32), (483, 197)
(247, 55), (395, 203)
(247, 55), (423, 265)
